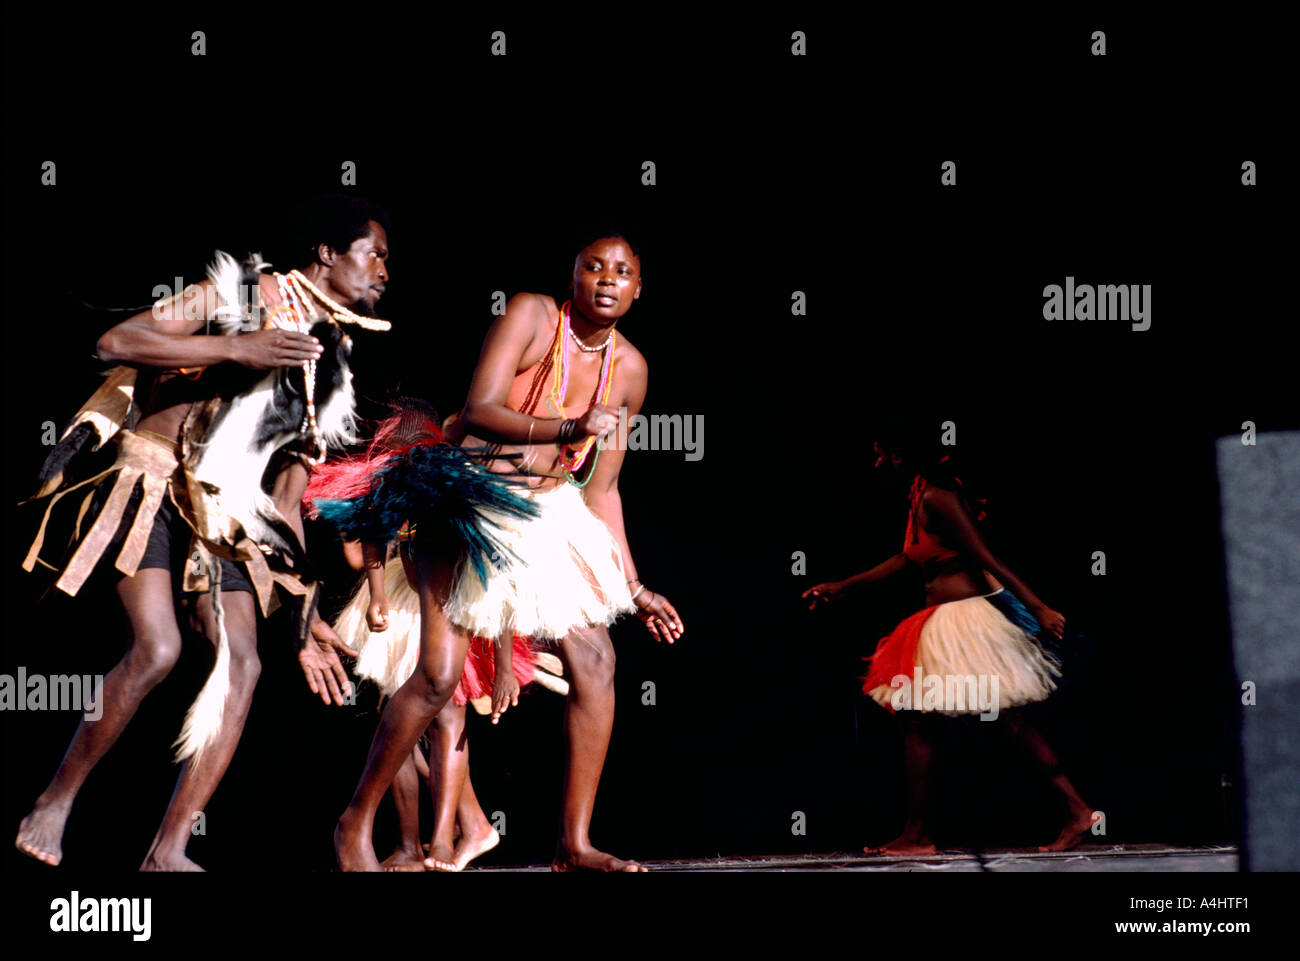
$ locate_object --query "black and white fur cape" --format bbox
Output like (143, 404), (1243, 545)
(174, 251), (359, 762)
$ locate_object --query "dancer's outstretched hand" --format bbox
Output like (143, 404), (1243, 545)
(803, 581), (846, 610)
(491, 674), (520, 725)
(1032, 606), (1067, 640)
(298, 619), (358, 706)
(634, 589), (684, 644)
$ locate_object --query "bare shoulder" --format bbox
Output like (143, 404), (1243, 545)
(922, 485), (956, 508)
(257, 273), (280, 306)
(611, 334), (648, 409)
(490, 292), (557, 370)
(920, 485), (968, 527)
(510, 291), (556, 326)
(614, 333), (648, 380)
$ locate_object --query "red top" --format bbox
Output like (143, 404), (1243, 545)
(903, 475), (960, 565)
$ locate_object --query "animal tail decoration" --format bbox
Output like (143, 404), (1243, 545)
(172, 561), (233, 764)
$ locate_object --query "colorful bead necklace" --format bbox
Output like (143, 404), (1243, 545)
(549, 301), (616, 487)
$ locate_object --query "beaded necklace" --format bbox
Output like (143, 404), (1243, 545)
(287, 270), (393, 332)
(268, 273), (392, 465)
(547, 301), (616, 487)
(268, 273), (330, 465)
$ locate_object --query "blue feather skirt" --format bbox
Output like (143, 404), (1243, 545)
(313, 443), (541, 589)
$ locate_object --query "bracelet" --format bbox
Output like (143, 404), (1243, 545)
(630, 584), (647, 603)
(558, 418), (577, 444)
(527, 417), (535, 446)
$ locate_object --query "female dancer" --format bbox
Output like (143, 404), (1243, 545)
(327, 232), (681, 872)
(309, 400), (564, 871)
(803, 430), (1094, 854)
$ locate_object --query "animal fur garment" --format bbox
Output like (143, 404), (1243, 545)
(173, 252), (360, 762)
(28, 365), (139, 501)
(181, 253), (357, 563)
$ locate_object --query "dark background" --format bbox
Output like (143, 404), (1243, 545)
(2, 13), (1290, 878)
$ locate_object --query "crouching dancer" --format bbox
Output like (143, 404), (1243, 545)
(15, 196), (392, 869)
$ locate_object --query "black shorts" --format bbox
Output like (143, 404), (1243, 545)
(87, 476), (254, 594)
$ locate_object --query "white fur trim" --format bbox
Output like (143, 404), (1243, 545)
(173, 574), (232, 762)
(206, 250), (246, 335)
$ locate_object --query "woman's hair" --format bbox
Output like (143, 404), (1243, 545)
(874, 417), (987, 522)
(567, 225), (644, 276)
(371, 396), (442, 454)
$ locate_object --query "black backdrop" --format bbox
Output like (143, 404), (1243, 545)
(2, 13), (1290, 878)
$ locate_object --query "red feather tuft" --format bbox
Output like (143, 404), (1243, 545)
(453, 634), (541, 705)
(302, 451), (397, 517)
(302, 402), (444, 517)
(861, 605), (941, 710)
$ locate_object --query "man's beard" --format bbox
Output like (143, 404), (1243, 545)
(348, 297), (377, 317)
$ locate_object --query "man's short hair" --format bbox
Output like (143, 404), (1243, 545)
(290, 194), (392, 269)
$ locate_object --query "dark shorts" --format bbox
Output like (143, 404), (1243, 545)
(87, 476), (254, 595)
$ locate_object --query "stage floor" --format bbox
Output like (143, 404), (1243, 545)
(474, 844), (1239, 872)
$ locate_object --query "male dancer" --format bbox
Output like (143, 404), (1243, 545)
(333, 232), (683, 872)
(15, 195), (388, 870)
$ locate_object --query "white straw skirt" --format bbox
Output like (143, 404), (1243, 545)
(864, 589), (1061, 714)
(334, 555), (421, 697)
(442, 481), (635, 643)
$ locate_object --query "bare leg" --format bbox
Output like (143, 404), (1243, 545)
(16, 569), (182, 866)
(867, 713), (939, 856)
(335, 538), (470, 872)
(452, 766), (499, 870)
(1001, 710), (1094, 851)
(551, 626), (644, 872)
(425, 702), (469, 871)
(412, 740), (431, 854)
(380, 749), (428, 872)
(141, 589), (261, 871)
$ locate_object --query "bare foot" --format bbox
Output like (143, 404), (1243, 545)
(16, 801), (70, 866)
(334, 816), (382, 872)
(141, 851), (204, 872)
(864, 836), (939, 857)
(381, 845), (427, 872)
(1038, 810), (1095, 852)
(552, 845), (647, 872)
(423, 841), (458, 873)
(452, 825), (500, 871)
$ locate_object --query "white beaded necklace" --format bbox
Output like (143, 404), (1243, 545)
(568, 323), (614, 353)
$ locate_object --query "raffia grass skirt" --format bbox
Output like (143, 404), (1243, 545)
(863, 589), (1062, 714)
(441, 481), (635, 643)
(334, 555), (545, 704)
(335, 556), (422, 698)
